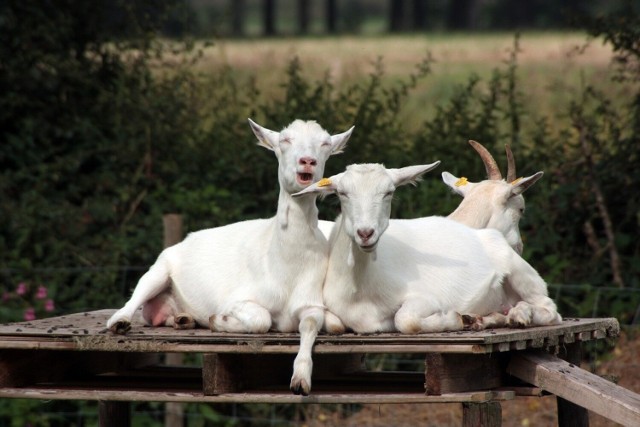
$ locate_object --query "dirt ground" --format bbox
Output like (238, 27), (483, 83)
(301, 329), (639, 427)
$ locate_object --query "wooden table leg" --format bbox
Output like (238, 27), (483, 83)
(557, 342), (589, 427)
(99, 401), (130, 427)
(462, 402), (502, 427)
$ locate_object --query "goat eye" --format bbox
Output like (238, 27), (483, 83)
(337, 191), (348, 198)
(384, 191), (394, 198)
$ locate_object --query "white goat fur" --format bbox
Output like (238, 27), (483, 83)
(442, 141), (543, 254)
(295, 163), (562, 334)
(106, 119), (354, 395)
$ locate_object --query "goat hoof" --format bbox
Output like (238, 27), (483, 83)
(461, 314), (475, 327)
(471, 322), (485, 331)
(174, 314), (196, 330)
(507, 319), (527, 329)
(462, 315), (482, 331)
(290, 379), (310, 396)
(109, 320), (131, 335)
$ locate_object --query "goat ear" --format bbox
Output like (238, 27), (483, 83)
(329, 126), (355, 155)
(510, 171), (544, 197)
(388, 161), (441, 187)
(248, 118), (280, 151)
(292, 173), (344, 198)
(441, 171), (475, 196)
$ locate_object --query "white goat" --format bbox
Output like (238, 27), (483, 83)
(107, 119), (354, 395)
(442, 140), (543, 254)
(294, 163), (561, 334)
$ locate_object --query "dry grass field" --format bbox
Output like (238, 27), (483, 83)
(189, 32), (619, 129)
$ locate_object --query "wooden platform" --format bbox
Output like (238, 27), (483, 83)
(1, 311), (637, 426)
(0, 310), (619, 354)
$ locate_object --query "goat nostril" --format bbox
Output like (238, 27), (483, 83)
(299, 157), (317, 166)
(357, 228), (374, 240)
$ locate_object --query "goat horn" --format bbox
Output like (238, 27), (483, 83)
(468, 140), (502, 180)
(505, 144), (517, 183)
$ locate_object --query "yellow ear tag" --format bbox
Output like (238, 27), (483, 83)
(510, 177), (523, 185)
(317, 178), (332, 187)
(454, 177), (468, 187)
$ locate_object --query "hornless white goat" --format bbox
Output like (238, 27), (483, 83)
(442, 140), (543, 254)
(107, 119), (354, 395)
(294, 163), (562, 334)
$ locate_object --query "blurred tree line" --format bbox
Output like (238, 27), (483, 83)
(170, 0), (629, 37)
(0, 0), (639, 325)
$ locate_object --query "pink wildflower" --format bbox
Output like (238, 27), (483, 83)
(23, 307), (36, 321)
(36, 285), (47, 299)
(16, 282), (27, 295)
(45, 299), (55, 312)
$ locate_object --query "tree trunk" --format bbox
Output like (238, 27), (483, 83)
(264, 0), (276, 36)
(389, 0), (403, 32)
(298, 0), (309, 34)
(412, 0), (428, 31)
(231, 0), (245, 37)
(326, 0), (337, 33)
(447, 0), (477, 30)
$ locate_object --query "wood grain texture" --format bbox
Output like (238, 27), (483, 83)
(462, 402), (502, 427)
(508, 351), (640, 427)
(0, 312), (620, 355)
(0, 387), (514, 404)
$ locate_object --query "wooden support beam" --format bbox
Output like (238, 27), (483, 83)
(163, 214), (184, 427)
(556, 343), (589, 427)
(0, 349), (152, 387)
(99, 401), (130, 427)
(425, 353), (505, 395)
(202, 354), (296, 395)
(202, 353), (243, 394)
(462, 402), (502, 427)
(508, 351), (640, 427)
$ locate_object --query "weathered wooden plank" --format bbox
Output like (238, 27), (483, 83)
(425, 353), (505, 395)
(494, 386), (546, 397)
(0, 337), (489, 354)
(556, 342), (589, 427)
(99, 401), (130, 427)
(0, 349), (154, 387)
(497, 342), (510, 352)
(0, 387), (513, 404)
(202, 354), (296, 395)
(0, 312), (619, 349)
(513, 340), (527, 351)
(462, 402), (501, 427)
(202, 354), (241, 395)
(508, 351), (640, 427)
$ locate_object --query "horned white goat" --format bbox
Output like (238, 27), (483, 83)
(442, 140), (543, 254)
(107, 119), (354, 395)
(294, 163), (562, 334)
